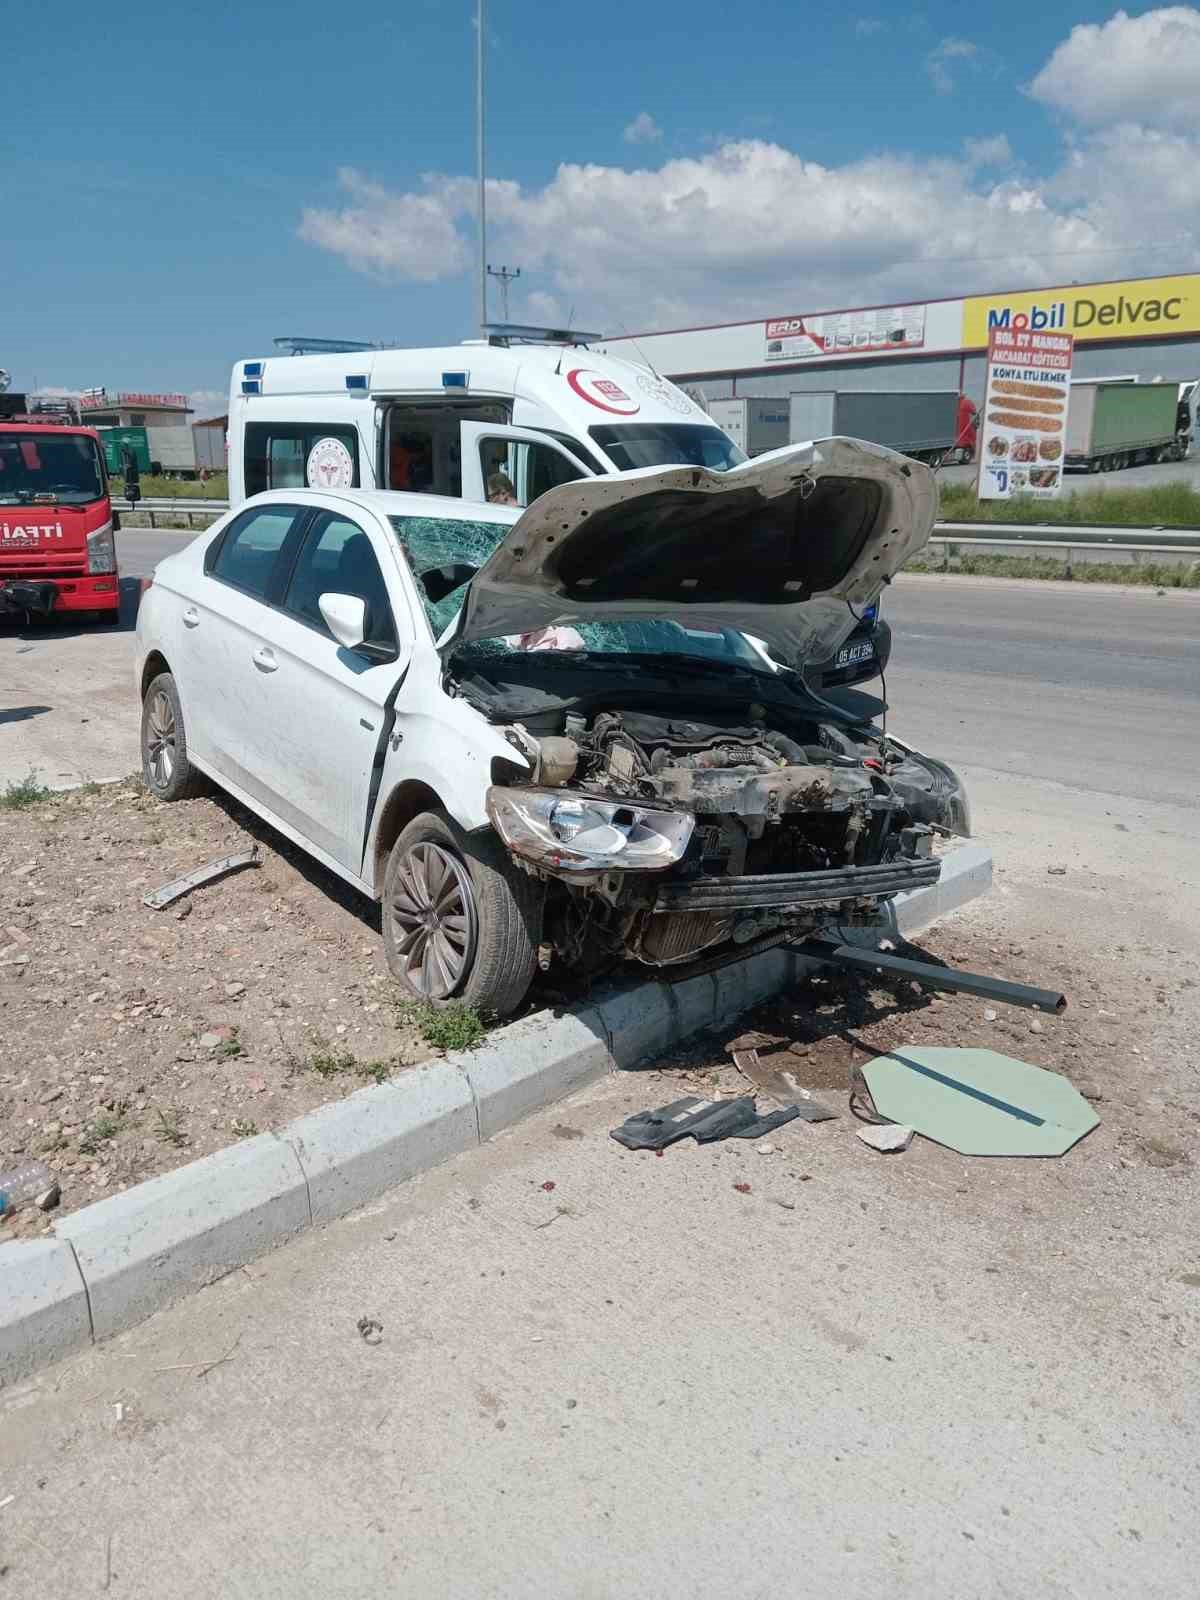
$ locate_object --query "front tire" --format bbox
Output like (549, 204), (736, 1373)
(383, 810), (541, 1017)
(140, 672), (203, 801)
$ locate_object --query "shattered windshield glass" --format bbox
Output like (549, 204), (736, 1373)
(387, 512), (773, 672)
(388, 514), (510, 637)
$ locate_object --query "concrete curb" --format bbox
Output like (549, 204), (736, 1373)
(0, 843), (989, 1382)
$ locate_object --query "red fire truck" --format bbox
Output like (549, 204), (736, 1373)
(0, 392), (124, 623)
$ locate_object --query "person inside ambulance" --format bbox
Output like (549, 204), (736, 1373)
(486, 470), (518, 506)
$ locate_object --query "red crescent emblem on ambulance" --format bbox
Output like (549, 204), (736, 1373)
(566, 368), (641, 415)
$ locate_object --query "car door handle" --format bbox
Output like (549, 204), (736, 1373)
(182, 607), (200, 628)
(252, 646), (278, 673)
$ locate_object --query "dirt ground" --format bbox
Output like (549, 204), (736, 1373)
(0, 779), (436, 1234)
(3, 777), (1197, 1251)
(639, 887), (1199, 1257)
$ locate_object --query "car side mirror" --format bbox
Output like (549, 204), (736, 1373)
(319, 592), (367, 650)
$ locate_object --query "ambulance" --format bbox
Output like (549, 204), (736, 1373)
(226, 327), (744, 510)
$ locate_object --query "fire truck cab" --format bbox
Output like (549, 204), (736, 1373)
(0, 393), (120, 621)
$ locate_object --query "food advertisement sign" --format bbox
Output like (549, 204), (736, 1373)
(764, 304), (926, 362)
(977, 328), (1073, 500)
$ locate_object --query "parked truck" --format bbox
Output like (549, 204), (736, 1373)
(788, 389), (959, 465)
(145, 426), (197, 477)
(1064, 380), (1183, 472)
(705, 397), (791, 457)
(97, 426), (152, 477)
(0, 393), (123, 623)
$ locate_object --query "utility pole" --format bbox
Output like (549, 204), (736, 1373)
(487, 263), (521, 323)
(476, 0), (487, 334)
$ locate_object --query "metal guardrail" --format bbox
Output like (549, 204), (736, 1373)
(935, 520), (1200, 554)
(114, 498), (1200, 557)
(114, 497), (227, 528)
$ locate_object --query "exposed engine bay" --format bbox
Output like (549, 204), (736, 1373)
(480, 688), (971, 975)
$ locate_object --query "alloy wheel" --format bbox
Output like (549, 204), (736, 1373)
(146, 691), (177, 789)
(389, 842), (478, 999)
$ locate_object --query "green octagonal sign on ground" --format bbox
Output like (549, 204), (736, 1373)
(862, 1046), (1100, 1157)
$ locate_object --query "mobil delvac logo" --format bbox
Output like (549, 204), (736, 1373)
(963, 274), (1197, 347)
(987, 301), (1069, 332)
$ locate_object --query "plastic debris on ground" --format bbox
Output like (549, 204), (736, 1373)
(729, 1046), (837, 1122)
(610, 1095), (804, 1151)
(861, 1046), (1100, 1157)
(0, 1159), (58, 1216)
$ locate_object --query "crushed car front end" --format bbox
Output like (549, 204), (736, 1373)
(427, 436), (969, 980)
(475, 682), (968, 974)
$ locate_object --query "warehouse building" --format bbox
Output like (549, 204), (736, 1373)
(598, 271), (1200, 411)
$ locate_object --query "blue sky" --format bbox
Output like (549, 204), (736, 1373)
(6, 3), (1198, 409)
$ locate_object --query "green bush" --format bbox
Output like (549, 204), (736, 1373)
(110, 471), (228, 500)
(938, 479), (1200, 528)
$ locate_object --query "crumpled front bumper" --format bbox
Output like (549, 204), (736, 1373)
(652, 856), (942, 913)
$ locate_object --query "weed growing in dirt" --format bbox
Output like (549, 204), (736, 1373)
(309, 1042), (358, 1078)
(1, 772), (51, 811)
(231, 1118), (258, 1138)
(154, 1108), (189, 1148)
(395, 1000), (487, 1052)
(358, 1059), (394, 1085)
(215, 1030), (245, 1061)
(79, 1112), (123, 1153)
(299, 1037), (396, 1083)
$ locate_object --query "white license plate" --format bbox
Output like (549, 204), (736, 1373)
(836, 640), (875, 668)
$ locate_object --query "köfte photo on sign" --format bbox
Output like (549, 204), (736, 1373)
(977, 328), (1074, 501)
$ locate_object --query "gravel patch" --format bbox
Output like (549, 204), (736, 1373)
(0, 780), (438, 1232)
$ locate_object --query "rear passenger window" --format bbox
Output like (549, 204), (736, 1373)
(284, 512), (397, 652)
(209, 507), (298, 599)
(243, 424), (359, 496)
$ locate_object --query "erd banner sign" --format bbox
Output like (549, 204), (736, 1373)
(977, 328), (1073, 501)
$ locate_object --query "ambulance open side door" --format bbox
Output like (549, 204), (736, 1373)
(459, 423), (595, 507)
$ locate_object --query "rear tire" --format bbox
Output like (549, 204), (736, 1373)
(140, 672), (204, 801)
(383, 810), (541, 1018)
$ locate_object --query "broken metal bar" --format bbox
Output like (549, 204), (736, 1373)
(143, 847), (260, 910)
(797, 940), (1067, 1014)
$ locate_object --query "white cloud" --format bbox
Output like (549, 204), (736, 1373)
(299, 167), (471, 282)
(623, 111), (663, 145)
(854, 19), (884, 36)
(1029, 6), (1200, 130)
(926, 36), (978, 94)
(963, 134), (1013, 168)
(188, 387), (227, 419)
(299, 19), (1200, 333)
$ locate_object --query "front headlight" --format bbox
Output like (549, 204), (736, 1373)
(86, 522), (117, 575)
(487, 786), (694, 872)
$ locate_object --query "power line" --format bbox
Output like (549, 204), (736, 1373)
(487, 264), (522, 322)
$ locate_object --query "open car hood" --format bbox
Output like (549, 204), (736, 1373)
(446, 438), (937, 669)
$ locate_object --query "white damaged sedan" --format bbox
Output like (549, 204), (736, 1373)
(136, 439), (970, 1015)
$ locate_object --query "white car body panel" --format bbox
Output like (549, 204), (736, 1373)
(137, 489), (529, 899)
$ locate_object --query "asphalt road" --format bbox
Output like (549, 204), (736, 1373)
(881, 574), (1200, 810)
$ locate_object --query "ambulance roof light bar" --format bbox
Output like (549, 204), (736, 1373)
(482, 322), (603, 348)
(273, 337), (383, 356)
